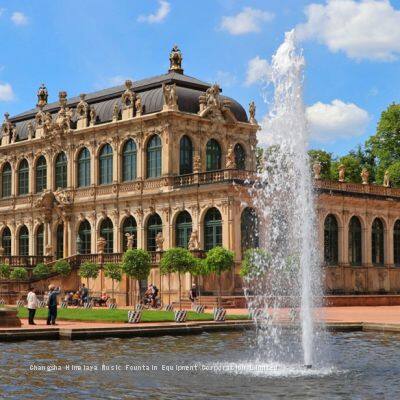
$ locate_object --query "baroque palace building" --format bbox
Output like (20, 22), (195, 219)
(1, 45), (400, 305)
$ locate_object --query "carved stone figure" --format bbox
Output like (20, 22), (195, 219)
(188, 230), (200, 251)
(135, 96), (142, 116)
(76, 93), (89, 119)
(112, 103), (120, 122)
(58, 91), (68, 108)
(89, 107), (97, 126)
(249, 101), (257, 124)
(54, 189), (73, 205)
(162, 83), (178, 111)
(383, 170), (390, 187)
(361, 168), (369, 185)
(193, 154), (201, 173)
(27, 122), (35, 140)
(37, 83), (48, 108)
(125, 233), (135, 250)
(155, 232), (164, 251)
(97, 237), (107, 254)
(169, 44), (183, 74)
(313, 162), (322, 180)
(205, 84), (221, 109)
(226, 145), (236, 169)
(45, 244), (53, 256)
(1, 113), (15, 143)
(121, 80), (136, 109)
(338, 164), (345, 182)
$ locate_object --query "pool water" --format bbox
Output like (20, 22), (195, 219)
(1, 331), (399, 399)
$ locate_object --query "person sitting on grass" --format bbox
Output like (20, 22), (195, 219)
(151, 284), (159, 308)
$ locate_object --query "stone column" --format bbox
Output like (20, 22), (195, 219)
(47, 153), (54, 191)
(68, 146), (75, 188)
(364, 218), (372, 266)
(387, 222), (394, 266)
(91, 146), (97, 186)
(11, 164), (16, 196)
(63, 219), (69, 258)
(28, 157), (34, 195)
(10, 224), (16, 256)
(161, 129), (171, 176)
(112, 140), (120, 183)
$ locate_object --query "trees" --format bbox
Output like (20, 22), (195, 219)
(160, 247), (197, 310)
(204, 246), (235, 307)
(386, 161), (400, 187)
(78, 262), (100, 290)
(331, 154), (363, 183)
(53, 260), (71, 277)
(104, 262), (122, 303)
(32, 263), (52, 293)
(308, 150), (332, 180)
(240, 248), (270, 278)
(0, 264), (11, 299)
(121, 249), (151, 304)
(10, 267), (28, 295)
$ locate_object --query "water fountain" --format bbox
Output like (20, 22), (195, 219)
(244, 29), (323, 370)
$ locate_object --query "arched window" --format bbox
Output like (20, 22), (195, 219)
(206, 139), (221, 171)
(324, 214), (338, 265)
(18, 225), (29, 256)
(179, 136), (193, 175)
(175, 211), (192, 248)
(35, 156), (47, 193)
(349, 216), (362, 266)
(18, 159), (29, 195)
(2, 227), (11, 257)
(56, 223), (64, 260)
(122, 139), (137, 182)
(100, 218), (114, 253)
(204, 208), (222, 251)
(2, 163), (11, 198)
(122, 216), (137, 251)
(99, 144), (113, 185)
(147, 135), (162, 178)
(241, 207), (259, 253)
(234, 144), (246, 170)
(78, 147), (91, 187)
(55, 152), (67, 189)
(147, 214), (162, 251)
(394, 220), (400, 266)
(372, 218), (384, 266)
(36, 224), (44, 257)
(78, 220), (91, 254)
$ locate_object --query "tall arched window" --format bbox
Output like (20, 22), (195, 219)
(78, 220), (91, 254)
(206, 139), (221, 171)
(234, 144), (246, 170)
(175, 211), (192, 248)
(394, 220), (400, 266)
(241, 207), (259, 253)
(349, 216), (362, 266)
(55, 152), (67, 189)
(122, 216), (137, 251)
(56, 223), (64, 260)
(179, 136), (193, 175)
(324, 214), (338, 265)
(99, 144), (113, 185)
(204, 208), (222, 251)
(35, 156), (47, 193)
(2, 162), (11, 198)
(18, 159), (29, 195)
(147, 135), (162, 178)
(372, 218), (384, 266)
(18, 225), (29, 256)
(36, 224), (44, 257)
(147, 214), (162, 251)
(122, 139), (137, 182)
(78, 147), (91, 187)
(100, 218), (114, 253)
(2, 227), (11, 257)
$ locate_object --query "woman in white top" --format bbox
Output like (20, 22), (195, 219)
(26, 287), (38, 325)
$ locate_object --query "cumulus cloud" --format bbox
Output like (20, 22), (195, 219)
(306, 99), (370, 142)
(296, 0), (400, 61)
(245, 56), (271, 85)
(213, 70), (237, 88)
(11, 11), (28, 26)
(220, 7), (274, 35)
(0, 83), (15, 101)
(138, 0), (170, 24)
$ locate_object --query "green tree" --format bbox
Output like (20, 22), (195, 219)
(10, 267), (28, 295)
(190, 258), (209, 304)
(0, 264), (11, 299)
(308, 149), (332, 180)
(160, 248), (197, 310)
(204, 246), (235, 307)
(121, 249), (151, 304)
(53, 260), (72, 277)
(33, 263), (52, 293)
(240, 248), (271, 278)
(78, 262), (100, 290)
(104, 262), (122, 304)
(386, 161), (400, 187)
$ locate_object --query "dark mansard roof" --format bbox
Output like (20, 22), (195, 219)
(9, 71), (248, 141)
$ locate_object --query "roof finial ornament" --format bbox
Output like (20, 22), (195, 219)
(169, 44), (183, 74)
(37, 83), (48, 109)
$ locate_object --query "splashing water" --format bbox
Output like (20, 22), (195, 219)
(244, 30), (323, 368)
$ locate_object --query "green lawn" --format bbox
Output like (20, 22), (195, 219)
(17, 307), (249, 323)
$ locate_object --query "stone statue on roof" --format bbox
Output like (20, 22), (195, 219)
(37, 83), (48, 109)
(169, 45), (183, 74)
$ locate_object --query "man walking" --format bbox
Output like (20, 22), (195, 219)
(47, 284), (60, 325)
(26, 287), (38, 325)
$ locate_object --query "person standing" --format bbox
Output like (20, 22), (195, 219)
(189, 284), (198, 304)
(47, 284), (60, 325)
(80, 284), (89, 305)
(26, 287), (38, 325)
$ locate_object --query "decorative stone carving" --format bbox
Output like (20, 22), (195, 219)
(27, 122), (35, 140)
(112, 103), (120, 122)
(313, 162), (322, 180)
(121, 80), (137, 119)
(76, 94), (89, 129)
(155, 232), (164, 251)
(1, 113), (15, 145)
(162, 83), (178, 111)
(135, 95), (143, 116)
(383, 170), (390, 187)
(97, 237), (107, 254)
(125, 233), (135, 250)
(45, 244), (53, 256)
(89, 107), (97, 126)
(249, 101), (257, 124)
(198, 84), (235, 122)
(193, 153), (201, 173)
(54, 189), (73, 205)
(338, 164), (345, 182)
(54, 91), (73, 134)
(361, 168), (369, 185)
(169, 44), (183, 74)
(226, 145), (236, 169)
(37, 83), (48, 108)
(188, 230), (200, 251)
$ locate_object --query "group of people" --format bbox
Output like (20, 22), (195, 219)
(63, 284), (89, 306)
(27, 285), (60, 326)
(143, 284), (159, 308)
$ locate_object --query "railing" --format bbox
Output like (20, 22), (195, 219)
(0, 255), (53, 267)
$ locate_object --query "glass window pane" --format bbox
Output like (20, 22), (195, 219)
(55, 152), (68, 189)
(147, 135), (162, 178)
(35, 156), (47, 193)
(18, 159), (29, 195)
(78, 148), (91, 187)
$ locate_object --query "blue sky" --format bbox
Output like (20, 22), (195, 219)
(1, 0), (400, 157)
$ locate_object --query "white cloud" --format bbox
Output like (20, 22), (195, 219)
(220, 7), (274, 35)
(306, 99), (370, 142)
(214, 70), (237, 88)
(245, 56), (271, 85)
(296, 0), (400, 61)
(138, 0), (170, 24)
(0, 83), (15, 101)
(11, 11), (28, 26)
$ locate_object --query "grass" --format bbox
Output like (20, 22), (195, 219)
(17, 307), (249, 323)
